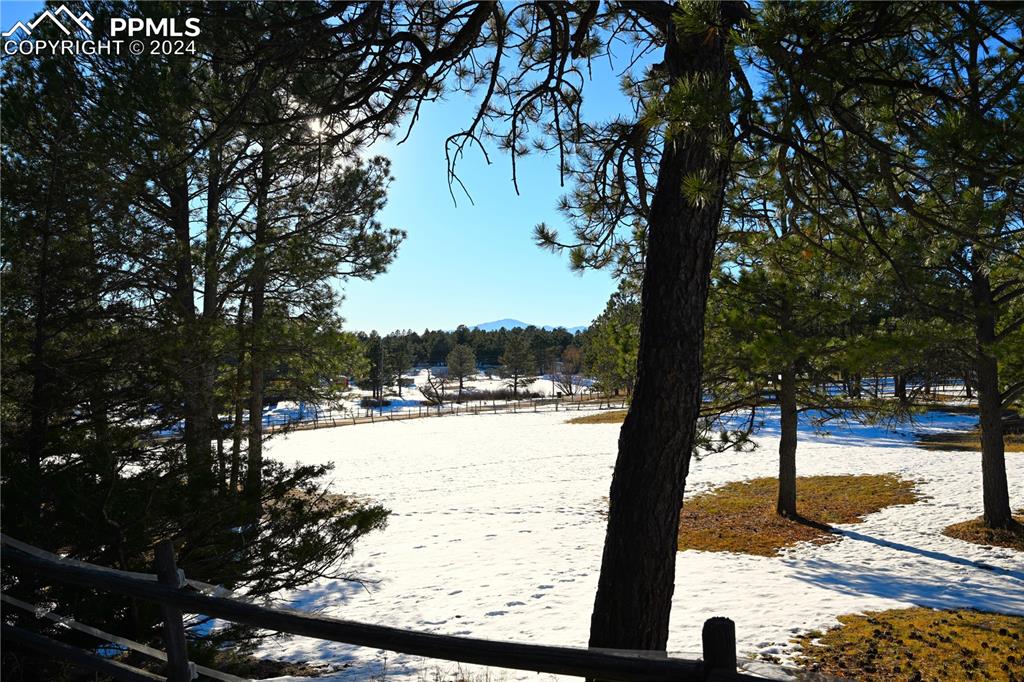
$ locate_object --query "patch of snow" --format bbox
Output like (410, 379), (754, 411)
(258, 408), (1022, 680)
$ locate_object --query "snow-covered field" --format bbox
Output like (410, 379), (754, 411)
(258, 408), (1023, 680)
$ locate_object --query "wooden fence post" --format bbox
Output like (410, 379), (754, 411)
(701, 617), (736, 678)
(155, 541), (192, 682)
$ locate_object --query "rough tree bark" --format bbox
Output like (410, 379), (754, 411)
(245, 147), (271, 501)
(26, 217), (53, 524)
(894, 373), (907, 403)
(972, 267), (1013, 529)
(777, 364), (798, 518)
(588, 3), (737, 652)
(166, 167), (214, 491)
(229, 291), (247, 495)
(200, 137), (224, 493)
(848, 373), (861, 399)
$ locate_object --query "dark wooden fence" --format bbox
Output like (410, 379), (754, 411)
(265, 394), (628, 434)
(2, 536), (766, 682)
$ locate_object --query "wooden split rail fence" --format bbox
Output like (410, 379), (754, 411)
(266, 396), (629, 433)
(2, 536), (766, 682)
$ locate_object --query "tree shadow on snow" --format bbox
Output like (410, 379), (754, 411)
(784, 556), (1024, 613)
(832, 528), (1024, 580)
(280, 571), (384, 614)
(724, 407), (979, 450)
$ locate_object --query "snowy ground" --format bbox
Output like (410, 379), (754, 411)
(257, 408), (1023, 681)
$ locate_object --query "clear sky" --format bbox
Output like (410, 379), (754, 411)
(348, 66), (631, 333)
(1, 1), (632, 333)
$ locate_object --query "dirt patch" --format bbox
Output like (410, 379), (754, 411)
(943, 514), (1024, 552)
(916, 430), (1024, 453)
(915, 431), (971, 452)
(795, 607), (1024, 681)
(678, 475), (920, 556)
(566, 410), (628, 425)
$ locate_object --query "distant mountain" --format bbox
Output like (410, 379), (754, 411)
(469, 319), (587, 334)
(471, 318), (530, 331)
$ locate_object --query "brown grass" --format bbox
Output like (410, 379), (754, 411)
(796, 607), (1024, 681)
(916, 430), (1024, 453)
(677, 475), (920, 556)
(566, 410), (628, 425)
(943, 514), (1024, 552)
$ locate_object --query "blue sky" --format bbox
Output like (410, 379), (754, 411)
(2, 1), (633, 332)
(350, 65), (632, 333)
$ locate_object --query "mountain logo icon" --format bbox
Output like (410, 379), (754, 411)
(3, 5), (93, 38)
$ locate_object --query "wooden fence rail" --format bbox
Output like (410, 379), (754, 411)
(3, 624), (164, 682)
(261, 394), (627, 434)
(2, 539), (765, 682)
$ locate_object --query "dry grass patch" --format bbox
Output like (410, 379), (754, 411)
(796, 607), (1024, 681)
(943, 514), (1024, 552)
(566, 410), (627, 425)
(917, 430), (1024, 453)
(678, 475), (920, 556)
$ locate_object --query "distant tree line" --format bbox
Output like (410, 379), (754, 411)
(349, 325), (582, 391)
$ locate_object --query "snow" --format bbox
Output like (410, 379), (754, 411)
(257, 408), (1023, 681)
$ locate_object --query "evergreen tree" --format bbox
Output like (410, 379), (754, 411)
(1, 2), (399, 664)
(360, 332), (397, 401)
(386, 332), (412, 397)
(708, 229), (867, 518)
(582, 281), (641, 398)
(447, 344), (477, 401)
(756, 2), (1023, 528)
(499, 333), (536, 398)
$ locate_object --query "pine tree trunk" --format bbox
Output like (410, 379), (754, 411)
(24, 146), (65, 523)
(841, 370), (861, 399)
(245, 149), (271, 501)
(229, 292), (247, 496)
(977, 353), (1011, 527)
(895, 374), (907, 403)
(777, 364), (798, 518)
(246, 279), (265, 501)
(216, 435), (226, 494)
(588, 7), (734, 652)
(230, 393), (244, 493)
(200, 139), (223, 493)
(972, 286), (1012, 528)
(27, 229), (52, 522)
(168, 168), (213, 491)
